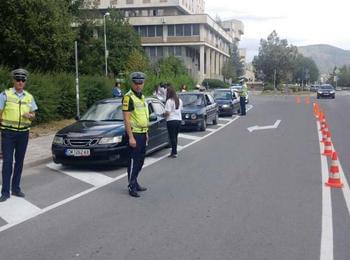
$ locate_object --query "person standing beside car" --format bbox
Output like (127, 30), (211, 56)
(112, 80), (123, 98)
(163, 86), (183, 158)
(122, 72), (149, 198)
(0, 69), (38, 202)
(237, 77), (248, 116)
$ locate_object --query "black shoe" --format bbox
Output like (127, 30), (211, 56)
(129, 190), (140, 197)
(12, 191), (25, 198)
(168, 154), (177, 158)
(136, 185), (147, 192)
(0, 195), (9, 202)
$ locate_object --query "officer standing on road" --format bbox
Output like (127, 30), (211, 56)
(238, 77), (248, 116)
(0, 69), (38, 202)
(122, 72), (149, 198)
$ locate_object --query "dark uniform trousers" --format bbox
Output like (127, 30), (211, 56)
(1, 129), (29, 197)
(240, 96), (246, 116)
(127, 133), (147, 191)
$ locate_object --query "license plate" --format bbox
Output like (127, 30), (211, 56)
(65, 149), (90, 157)
(181, 120), (185, 125)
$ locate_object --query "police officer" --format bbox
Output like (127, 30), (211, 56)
(238, 77), (248, 116)
(0, 69), (38, 202)
(122, 72), (149, 197)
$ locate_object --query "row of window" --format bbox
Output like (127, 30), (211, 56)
(134, 25), (163, 37)
(145, 46), (183, 57)
(168, 24), (200, 36)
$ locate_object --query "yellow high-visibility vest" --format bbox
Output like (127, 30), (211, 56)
(1, 89), (33, 131)
(125, 90), (149, 133)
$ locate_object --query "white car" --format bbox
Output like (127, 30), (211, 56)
(230, 85), (249, 104)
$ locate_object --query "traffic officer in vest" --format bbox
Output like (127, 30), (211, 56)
(0, 69), (38, 202)
(122, 72), (149, 198)
(238, 76), (248, 116)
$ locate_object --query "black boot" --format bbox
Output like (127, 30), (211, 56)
(128, 186), (140, 197)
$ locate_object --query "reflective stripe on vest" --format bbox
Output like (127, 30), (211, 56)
(126, 91), (149, 133)
(1, 89), (33, 131)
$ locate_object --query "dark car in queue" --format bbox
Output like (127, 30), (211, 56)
(178, 92), (218, 131)
(317, 84), (335, 99)
(230, 84), (250, 104)
(51, 97), (169, 166)
(213, 88), (240, 116)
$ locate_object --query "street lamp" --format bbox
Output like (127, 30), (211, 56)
(103, 12), (110, 77)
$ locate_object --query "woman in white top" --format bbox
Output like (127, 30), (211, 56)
(163, 85), (183, 158)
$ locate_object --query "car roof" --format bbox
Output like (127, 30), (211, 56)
(94, 96), (160, 105)
(214, 88), (231, 91)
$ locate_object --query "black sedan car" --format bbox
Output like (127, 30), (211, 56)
(213, 88), (240, 116)
(178, 92), (218, 131)
(317, 84), (335, 99)
(52, 97), (169, 166)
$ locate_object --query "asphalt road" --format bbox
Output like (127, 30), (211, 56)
(0, 94), (349, 260)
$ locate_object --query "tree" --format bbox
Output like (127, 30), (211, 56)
(0, 0), (76, 71)
(125, 49), (149, 74)
(252, 31), (298, 86)
(222, 43), (244, 83)
(337, 66), (350, 87)
(293, 54), (319, 85)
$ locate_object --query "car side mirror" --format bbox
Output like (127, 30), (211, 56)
(149, 113), (158, 122)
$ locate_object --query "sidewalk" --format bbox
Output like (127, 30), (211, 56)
(0, 134), (55, 169)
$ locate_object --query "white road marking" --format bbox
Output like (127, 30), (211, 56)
(0, 187), (41, 224)
(318, 121), (333, 260)
(47, 163), (113, 187)
(0, 106), (254, 233)
(177, 145), (184, 150)
(206, 128), (215, 132)
(217, 124), (225, 127)
(178, 133), (200, 141)
(247, 120), (281, 133)
(218, 118), (232, 122)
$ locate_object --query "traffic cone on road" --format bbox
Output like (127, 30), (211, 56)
(305, 96), (310, 104)
(295, 96), (301, 104)
(322, 139), (333, 157)
(325, 152), (343, 188)
(321, 130), (330, 143)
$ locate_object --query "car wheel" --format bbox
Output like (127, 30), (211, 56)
(199, 119), (206, 131)
(332, 95), (335, 99)
(317, 95), (320, 99)
(212, 114), (218, 125)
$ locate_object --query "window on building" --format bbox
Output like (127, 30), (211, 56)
(168, 46), (175, 56)
(126, 0), (133, 4)
(156, 25), (163, 37)
(175, 46), (182, 56)
(148, 26), (156, 37)
(140, 26), (147, 37)
(168, 25), (175, 36)
(157, 47), (164, 57)
(184, 24), (191, 36)
(192, 24), (199, 35)
(111, 0), (118, 5)
(150, 47), (156, 57)
(160, 0), (167, 2)
(143, 0), (150, 3)
(176, 25), (183, 36)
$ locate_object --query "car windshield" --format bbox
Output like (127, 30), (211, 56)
(80, 102), (124, 121)
(214, 91), (232, 100)
(179, 94), (205, 106)
(319, 85), (334, 90)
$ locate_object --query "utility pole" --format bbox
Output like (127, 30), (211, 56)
(274, 68), (277, 95)
(74, 41), (80, 118)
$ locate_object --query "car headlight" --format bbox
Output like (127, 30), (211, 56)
(191, 113), (197, 119)
(222, 104), (230, 108)
(330, 91), (335, 94)
(317, 91), (322, 94)
(99, 136), (123, 145)
(53, 136), (64, 145)
(185, 113), (190, 119)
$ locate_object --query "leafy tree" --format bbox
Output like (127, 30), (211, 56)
(222, 43), (244, 83)
(293, 54), (319, 85)
(125, 49), (149, 74)
(0, 0), (76, 71)
(337, 66), (350, 87)
(253, 31), (298, 86)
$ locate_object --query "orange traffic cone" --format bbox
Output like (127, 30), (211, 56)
(325, 152), (343, 188)
(296, 96), (301, 104)
(313, 103), (320, 118)
(321, 130), (330, 143)
(322, 139), (332, 157)
(305, 96), (310, 104)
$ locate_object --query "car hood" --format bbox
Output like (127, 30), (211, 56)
(56, 121), (125, 137)
(181, 106), (205, 113)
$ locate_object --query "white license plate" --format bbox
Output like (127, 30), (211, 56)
(65, 149), (90, 157)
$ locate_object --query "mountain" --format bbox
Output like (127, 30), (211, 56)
(298, 44), (350, 74)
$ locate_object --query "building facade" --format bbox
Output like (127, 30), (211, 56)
(83, 0), (244, 82)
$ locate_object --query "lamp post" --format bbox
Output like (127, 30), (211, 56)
(103, 12), (110, 77)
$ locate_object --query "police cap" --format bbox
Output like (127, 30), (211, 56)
(130, 72), (146, 84)
(239, 76), (248, 82)
(12, 68), (29, 81)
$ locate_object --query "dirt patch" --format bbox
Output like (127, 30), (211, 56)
(30, 119), (76, 139)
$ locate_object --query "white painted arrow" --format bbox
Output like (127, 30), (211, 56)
(247, 120), (281, 132)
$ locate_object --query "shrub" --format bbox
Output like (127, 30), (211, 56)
(202, 79), (229, 89)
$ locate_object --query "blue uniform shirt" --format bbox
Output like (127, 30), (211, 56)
(0, 88), (38, 111)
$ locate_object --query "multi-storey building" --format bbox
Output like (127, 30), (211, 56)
(83, 0), (244, 82)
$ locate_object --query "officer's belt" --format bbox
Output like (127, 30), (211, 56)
(132, 127), (148, 133)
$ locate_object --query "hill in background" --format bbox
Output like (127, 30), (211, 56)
(298, 44), (350, 74)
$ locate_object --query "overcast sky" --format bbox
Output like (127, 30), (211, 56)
(206, 0), (350, 61)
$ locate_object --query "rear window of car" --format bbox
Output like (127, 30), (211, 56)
(179, 94), (204, 106)
(214, 91), (232, 100)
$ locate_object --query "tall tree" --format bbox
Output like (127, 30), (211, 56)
(0, 0), (76, 71)
(293, 54), (319, 84)
(252, 31), (298, 86)
(222, 43), (244, 82)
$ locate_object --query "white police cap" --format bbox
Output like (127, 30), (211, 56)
(12, 68), (29, 80)
(130, 72), (146, 84)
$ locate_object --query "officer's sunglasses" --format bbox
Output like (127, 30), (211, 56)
(15, 77), (26, 83)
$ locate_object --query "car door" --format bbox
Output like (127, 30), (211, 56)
(149, 100), (168, 149)
(232, 91), (240, 112)
(205, 93), (216, 121)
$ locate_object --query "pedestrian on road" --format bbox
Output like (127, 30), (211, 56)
(122, 72), (149, 198)
(237, 77), (248, 116)
(112, 80), (123, 98)
(0, 69), (38, 202)
(163, 85), (183, 158)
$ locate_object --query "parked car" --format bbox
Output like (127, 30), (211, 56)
(230, 84), (250, 104)
(178, 92), (218, 131)
(51, 97), (169, 166)
(213, 88), (240, 116)
(317, 84), (335, 99)
(310, 84), (320, 92)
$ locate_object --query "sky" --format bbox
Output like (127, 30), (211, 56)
(206, 0), (350, 61)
